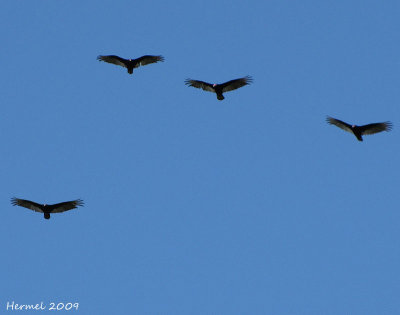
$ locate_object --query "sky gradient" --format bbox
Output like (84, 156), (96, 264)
(1, 1), (399, 314)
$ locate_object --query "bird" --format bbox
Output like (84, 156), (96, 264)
(326, 116), (393, 141)
(11, 197), (84, 220)
(97, 55), (164, 74)
(184, 76), (253, 100)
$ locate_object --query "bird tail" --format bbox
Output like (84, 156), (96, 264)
(355, 134), (363, 141)
(217, 94), (224, 100)
(127, 67), (133, 74)
(44, 213), (50, 219)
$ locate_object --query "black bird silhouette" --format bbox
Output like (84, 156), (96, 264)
(185, 76), (253, 100)
(11, 197), (84, 220)
(326, 116), (392, 141)
(97, 55), (164, 74)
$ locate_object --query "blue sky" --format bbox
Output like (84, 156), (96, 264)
(1, 0), (399, 314)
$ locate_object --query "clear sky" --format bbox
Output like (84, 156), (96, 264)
(1, 0), (399, 314)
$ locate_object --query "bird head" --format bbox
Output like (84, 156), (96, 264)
(352, 125), (356, 128)
(213, 84), (217, 87)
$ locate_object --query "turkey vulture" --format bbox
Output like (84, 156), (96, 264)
(185, 76), (253, 100)
(97, 55), (164, 74)
(326, 116), (392, 141)
(11, 197), (84, 219)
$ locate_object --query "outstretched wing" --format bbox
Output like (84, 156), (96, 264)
(97, 55), (128, 68)
(185, 79), (215, 93)
(360, 122), (393, 135)
(221, 76), (253, 93)
(133, 55), (164, 68)
(326, 116), (353, 133)
(51, 199), (84, 213)
(11, 197), (44, 213)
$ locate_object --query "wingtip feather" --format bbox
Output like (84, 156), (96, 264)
(244, 75), (253, 84)
(385, 121), (393, 131)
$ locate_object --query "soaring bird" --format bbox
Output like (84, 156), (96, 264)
(11, 197), (84, 220)
(185, 76), (253, 100)
(97, 55), (164, 74)
(326, 116), (392, 141)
